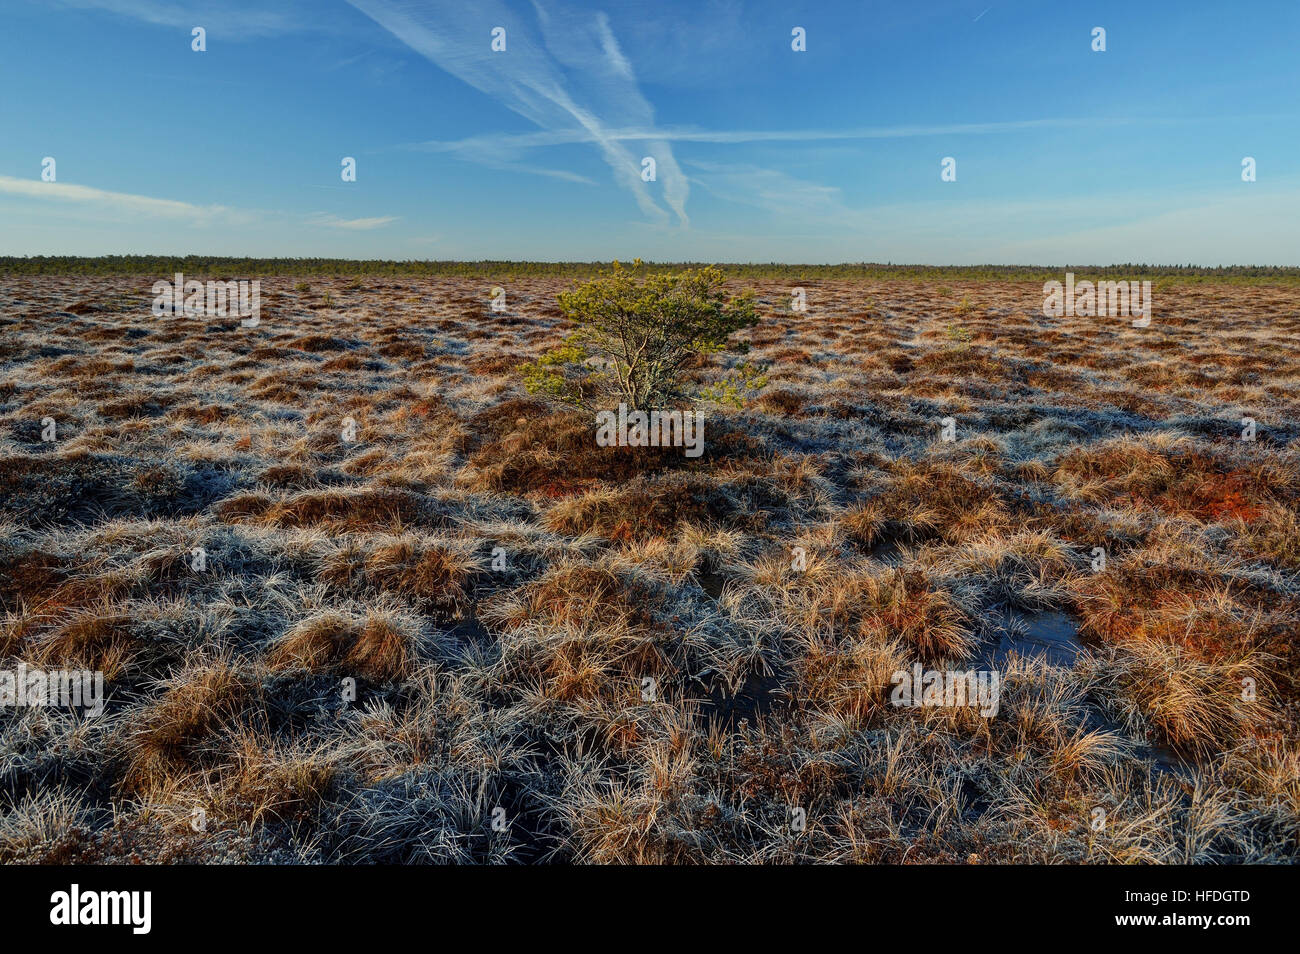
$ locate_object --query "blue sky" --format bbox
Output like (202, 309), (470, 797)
(2, 0), (1297, 264)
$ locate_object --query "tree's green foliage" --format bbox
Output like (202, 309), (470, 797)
(698, 360), (769, 409)
(519, 339), (594, 405)
(521, 260), (759, 411)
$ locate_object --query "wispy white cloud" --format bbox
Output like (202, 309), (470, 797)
(686, 160), (855, 224)
(347, 0), (689, 225)
(407, 118), (1151, 218)
(44, 0), (317, 37)
(1, 176), (403, 234)
(408, 116), (1144, 155)
(307, 213), (400, 230)
(0, 175), (250, 223)
(455, 156), (599, 185)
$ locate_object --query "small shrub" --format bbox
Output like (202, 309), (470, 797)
(521, 260), (758, 411)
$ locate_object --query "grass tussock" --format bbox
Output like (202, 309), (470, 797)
(268, 610), (415, 684)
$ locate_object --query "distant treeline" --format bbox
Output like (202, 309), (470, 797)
(3, 256), (1298, 284)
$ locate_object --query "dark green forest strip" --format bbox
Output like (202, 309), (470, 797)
(3, 256), (1299, 284)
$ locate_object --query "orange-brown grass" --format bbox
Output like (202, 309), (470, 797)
(466, 401), (766, 497)
(857, 568), (976, 662)
(31, 604), (137, 679)
(468, 407), (681, 495)
(543, 472), (763, 542)
(493, 564), (661, 638)
(319, 538), (475, 612)
(268, 611), (412, 683)
(797, 633), (908, 726)
(1053, 435), (1289, 524)
(483, 563), (679, 708)
(1090, 643), (1270, 756)
(0, 549), (70, 614)
(844, 458), (1013, 546)
(218, 488), (443, 531)
(126, 658), (253, 791)
(217, 732), (338, 826)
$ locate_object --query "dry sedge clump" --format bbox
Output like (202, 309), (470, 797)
(1093, 643), (1269, 756)
(468, 407), (680, 496)
(798, 635), (909, 725)
(267, 489), (427, 529)
(289, 334), (352, 353)
(219, 488), (440, 531)
(269, 612), (357, 673)
(224, 733), (338, 825)
(99, 394), (169, 420)
(136, 546), (200, 586)
(259, 463), (317, 489)
(495, 564), (661, 638)
(343, 615), (411, 685)
(0, 616), (30, 660)
(33, 605), (136, 678)
(319, 538), (475, 613)
(1230, 502), (1300, 568)
(757, 388), (805, 415)
(846, 459), (1012, 547)
(362, 540), (473, 611)
(544, 473), (738, 541)
(856, 569), (975, 662)
(484, 563), (679, 704)
(466, 396), (768, 496)
(940, 531), (1075, 609)
(759, 563), (972, 665)
(1067, 549), (1271, 659)
(269, 611), (412, 683)
(127, 659), (252, 789)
